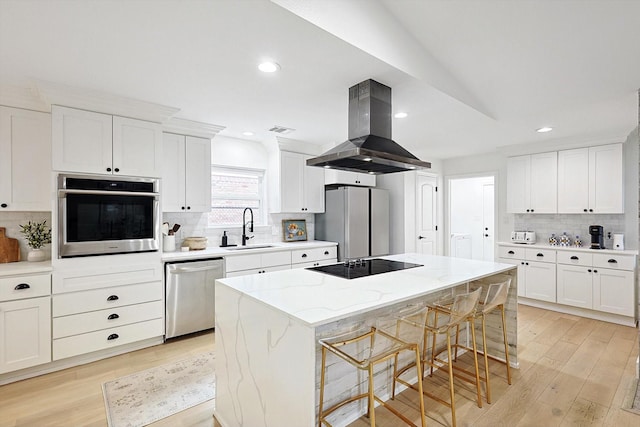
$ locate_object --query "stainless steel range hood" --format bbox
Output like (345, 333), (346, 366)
(307, 79), (431, 174)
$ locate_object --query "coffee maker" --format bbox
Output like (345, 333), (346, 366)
(589, 225), (604, 249)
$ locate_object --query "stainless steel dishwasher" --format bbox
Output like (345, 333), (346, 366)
(165, 258), (224, 339)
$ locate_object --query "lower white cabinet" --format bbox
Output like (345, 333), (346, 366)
(593, 268), (634, 316)
(498, 246), (556, 302)
(557, 264), (593, 309)
(0, 273), (52, 374)
(225, 250), (292, 278)
(291, 246), (337, 268)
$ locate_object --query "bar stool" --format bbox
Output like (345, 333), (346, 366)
(394, 287), (482, 427)
(456, 278), (512, 404)
(318, 321), (428, 427)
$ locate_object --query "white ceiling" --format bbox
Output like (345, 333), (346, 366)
(1, 0), (639, 160)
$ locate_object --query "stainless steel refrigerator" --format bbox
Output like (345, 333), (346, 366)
(316, 187), (389, 261)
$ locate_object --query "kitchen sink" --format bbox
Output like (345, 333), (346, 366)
(225, 244), (275, 251)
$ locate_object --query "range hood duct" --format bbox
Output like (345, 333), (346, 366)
(307, 79), (431, 174)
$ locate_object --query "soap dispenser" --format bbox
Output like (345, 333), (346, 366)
(221, 231), (228, 247)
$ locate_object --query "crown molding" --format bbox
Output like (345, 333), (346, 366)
(34, 79), (180, 123)
(0, 83), (49, 112)
(163, 117), (225, 139)
(276, 136), (322, 155)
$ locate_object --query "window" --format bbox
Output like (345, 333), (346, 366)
(208, 166), (266, 227)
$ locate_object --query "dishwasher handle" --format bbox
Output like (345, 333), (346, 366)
(169, 265), (223, 274)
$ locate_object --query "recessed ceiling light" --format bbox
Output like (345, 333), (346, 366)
(323, 165), (331, 169)
(242, 131), (254, 136)
(536, 126), (553, 133)
(408, 166), (416, 170)
(363, 157), (372, 162)
(258, 61), (280, 73)
(394, 112), (408, 119)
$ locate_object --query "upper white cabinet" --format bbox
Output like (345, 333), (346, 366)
(162, 133), (211, 212)
(506, 152), (557, 213)
(52, 105), (162, 177)
(557, 143), (623, 213)
(325, 169), (376, 187)
(277, 151), (324, 213)
(0, 106), (52, 211)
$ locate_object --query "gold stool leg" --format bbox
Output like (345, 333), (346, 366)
(414, 345), (428, 427)
(481, 313), (492, 404)
(470, 318), (482, 408)
(318, 347), (327, 427)
(501, 305), (512, 385)
(392, 353), (399, 399)
(446, 333), (457, 427)
(368, 363), (376, 427)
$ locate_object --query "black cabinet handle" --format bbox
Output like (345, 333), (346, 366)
(181, 206), (186, 210)
(531, 209), (534, 212)
(593, 269), (598, 273)
(608, 259), (618, 263)
(107, 334), (119, 341)
(526, 209), (530, 212)
(520, 261), (525, 265)
(14, 283), (30, 290)
(583, 208), (588, 212)
(588, 269), (592, 272)
(301, 253), (307, 258)
(107, 295), (119, 301)
(106, 167), (112, 172)
(324, 251), (329, 255)
(536, 253), (544, 257)
(508, 250), (515, 254)
(570, 256), (579, 260)
(0, 203), (7, 208)
(107, 313), (120, 320)
(484, 234), (489, 237)
(589, 209), (593, 212)
(114, 168), (120, 173)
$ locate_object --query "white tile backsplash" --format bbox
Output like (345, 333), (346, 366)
(0, 212), (52, 260)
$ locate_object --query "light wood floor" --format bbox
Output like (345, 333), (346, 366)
(1, 305), (638, 427)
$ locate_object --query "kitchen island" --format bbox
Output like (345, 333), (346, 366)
(214, 253), (517, 427)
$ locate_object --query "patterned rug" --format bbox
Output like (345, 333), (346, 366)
(102, 352), (216, 427)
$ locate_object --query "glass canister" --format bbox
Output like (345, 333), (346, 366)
(559, 232), (571, 247)
(574, 235), (583, 247)
(549, 233), (558, 246)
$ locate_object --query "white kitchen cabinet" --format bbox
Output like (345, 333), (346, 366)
(162, 133), (211, 212)
(506, 152), (557, 213)
(498, 246), (555, 302)
(225, 250), (292, 277)
(324, 169), (376, 187)
(557, 264), (593, 309)
(593, 268), (634, 316)
(0, 106), (52, 211)
(52, 105), (162, 177)
(557, 143), (623, 213)
(291, 246), (338, 268)
(0, 273), (51, 374)
(277, 151), (325, 213)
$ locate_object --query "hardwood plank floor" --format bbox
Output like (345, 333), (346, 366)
(0, 305), (637, 427)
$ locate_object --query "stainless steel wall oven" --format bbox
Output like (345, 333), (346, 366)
(57, 174), (160, 258)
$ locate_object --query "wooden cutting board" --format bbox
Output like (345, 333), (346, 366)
(0, 227), (21, 263)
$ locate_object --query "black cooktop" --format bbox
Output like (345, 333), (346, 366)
(307, 258), (423, 280)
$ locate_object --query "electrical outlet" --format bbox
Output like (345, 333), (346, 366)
(607, 231), (612, 239)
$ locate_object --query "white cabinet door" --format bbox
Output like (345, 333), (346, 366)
(593, 268), (634, 316)
(112, 116), (163, 177)
(280, 151), (305, 212)
(525, 261), (556, 302)
(529, 152), (557, 213)
(303, 154), (325, 213)
(506, 155), (530, 213)
(589, 144), (623, 213)
(0, 296), (51, 373)
(161, 133), (186, 212)
(556, 264), (593, 309)
(498, 257), (524, 297)
(557, 148), (589, 213)
(184, 136), (211, 212)
(52, 105), (113, 174)
(0, 107), (52, 211)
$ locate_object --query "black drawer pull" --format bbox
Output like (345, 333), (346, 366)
(14, 283), (30, 290)
(107, 295), (119, 301)
(570, 256), (579, 260)
(107, 313), (120, 320)
(588, 269), (592, 272)
(593, 269), (598, 273)
(1, 203), (7, 208)
(324, 251), (329, 255)
(607, 259), (618, 263)
(301, 253), (307, 258)
(107, 334), (119, 340)
(536, 253), (544, 257)
(508, 250), (515, 255)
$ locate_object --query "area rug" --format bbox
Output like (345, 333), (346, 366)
(102, 352), (216, 427)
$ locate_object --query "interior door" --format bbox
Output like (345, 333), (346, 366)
(482, 183), (495, 261)
(416, 174), (437, 255)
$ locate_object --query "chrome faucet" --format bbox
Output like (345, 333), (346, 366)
(242, 207), (254, 246)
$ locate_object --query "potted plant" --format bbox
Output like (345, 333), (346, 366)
(19, 220), (52, 262)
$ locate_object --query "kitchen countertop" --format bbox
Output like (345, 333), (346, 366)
(161, 240), (337, 262)
(216, 253), (515, 327)
(0, 261), (53, 276)
(498, 241), (638, 256)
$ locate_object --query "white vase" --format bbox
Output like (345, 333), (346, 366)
(27, 249), (46, 262)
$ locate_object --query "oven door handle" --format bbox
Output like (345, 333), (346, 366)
(59, 189), (159, 198)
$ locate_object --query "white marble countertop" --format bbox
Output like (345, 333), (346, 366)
(0, 261), (53, 276)
(161, 240), (337, 262)
(498, 241), (638, 256)
(216, 253), (515, 327)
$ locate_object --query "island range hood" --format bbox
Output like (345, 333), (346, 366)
(306, 79), (431, 174)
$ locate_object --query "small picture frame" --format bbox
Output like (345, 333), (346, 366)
(282, 219), (307, 242)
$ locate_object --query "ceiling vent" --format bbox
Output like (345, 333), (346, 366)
(269, 125), (295, 134)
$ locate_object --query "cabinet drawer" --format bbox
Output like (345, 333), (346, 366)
(557, 251), (593, 266)
(593, 253), (636, 271)
(225, 254), (262, 272)
(291, 246), (337, 263)
(525, 248), (556, 263)
(0, 274), (51, 302)
(53, 318), (164, 361)
(52, 281), (162, 317)
(53, 300), (163, 339)
(497, 246), (524, 260)
(261, 250), (291, 268)
(53, 262), (162, 294)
